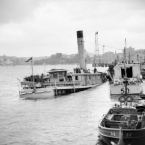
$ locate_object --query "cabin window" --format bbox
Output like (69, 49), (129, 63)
(75, 76), (78, 80)
(59, 72), (65, 77)
(53, 73), (57, 78)
(59, 78), (64, 82)
(121, 67), (132, 78)
(67, 76), (72, 81)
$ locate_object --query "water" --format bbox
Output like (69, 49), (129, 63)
(0, 64), (114, 145)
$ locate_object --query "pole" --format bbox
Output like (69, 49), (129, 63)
(31, 57), (34, 89)
(103, 45), (105, 54)
(73, 77), (75, 93)
(124, 38), (128, 95)
(129, 52), (130, 64)
(137, 54), (139, 62)
(95, 32), (99, 65)
(103, 45), (105, 64)
(144, 50), (145, 62)
(124, 38), (127, 78)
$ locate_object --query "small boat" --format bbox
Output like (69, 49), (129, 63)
(18, 31), (107, 99)
(98, 95), (145, 145)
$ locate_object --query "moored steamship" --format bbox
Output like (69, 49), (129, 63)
(18, 31), (107, 99)
(110, 61), (143, 96)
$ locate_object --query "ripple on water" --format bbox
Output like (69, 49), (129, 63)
(0, 65), (111, 145)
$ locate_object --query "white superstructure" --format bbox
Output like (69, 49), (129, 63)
(110, 61), (143, 95)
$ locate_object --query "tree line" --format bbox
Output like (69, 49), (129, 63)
(0, 47), (145, 65)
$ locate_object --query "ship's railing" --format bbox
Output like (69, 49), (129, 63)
(113, 77), (142, 86)
(43, 81), (80, 87)
(20, 80), (81, 89)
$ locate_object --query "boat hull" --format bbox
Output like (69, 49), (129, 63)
(20, 88), (55, 99)
(99, 134), (145, 145)
(98, 124), (145, 145)
(110, 84), (143, 95)
(19, 84), (102, 99)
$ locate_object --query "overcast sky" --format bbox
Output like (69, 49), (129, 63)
(0, 0), (145, 57)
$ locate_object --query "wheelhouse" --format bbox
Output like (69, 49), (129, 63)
(114, 62), (141, 79)
(48, 69), (67, 82)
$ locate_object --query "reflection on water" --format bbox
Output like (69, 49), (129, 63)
(0, 65), (113, 145)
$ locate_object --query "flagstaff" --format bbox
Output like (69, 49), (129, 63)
(25, 57), (34, 89)
(31, 57), (34, 89)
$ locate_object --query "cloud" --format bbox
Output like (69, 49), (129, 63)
(0, 0), (44, 24)
(0, 1), (78, 56)
(0, 0), (145, 57)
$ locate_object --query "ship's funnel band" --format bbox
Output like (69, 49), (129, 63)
(77, 40), (84, 45)
(77, 31), (83, 38)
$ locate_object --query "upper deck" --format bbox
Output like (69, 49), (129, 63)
(47, 68), (104, 86)
(114, 61), (141, 79)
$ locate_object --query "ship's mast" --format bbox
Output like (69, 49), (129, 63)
(144, 50), (145, 62)
(95, 32), (99, 55)
(103, 45), (105, 64)
(124, 38), (127, 78)
(124, 38), (128, 95)
(129, 52), (130, 64)
(103, 45), (105, 54)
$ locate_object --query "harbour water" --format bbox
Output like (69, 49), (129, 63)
(0, 64), (116, 145)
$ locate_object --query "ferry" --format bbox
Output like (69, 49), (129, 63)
(18, 31), (107, 99)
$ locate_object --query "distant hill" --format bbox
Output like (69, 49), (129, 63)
(0, 47), (145, 65)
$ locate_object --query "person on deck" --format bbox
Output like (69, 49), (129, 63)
(141, 112), (145, 128)
(140, 74), (143, 82)
(94, 68), (97, 73)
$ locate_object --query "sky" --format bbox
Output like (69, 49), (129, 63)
(0, 0), (145, 57)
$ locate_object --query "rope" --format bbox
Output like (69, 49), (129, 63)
(84, 40), (123, 51)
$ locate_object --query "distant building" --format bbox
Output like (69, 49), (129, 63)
(0, 58), (4, 65)
(5, 59), (13, 65)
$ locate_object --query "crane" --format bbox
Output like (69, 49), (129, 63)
(93, 32), (100, 67)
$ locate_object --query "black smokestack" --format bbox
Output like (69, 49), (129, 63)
(76, 30), (86, 69)
(77, 31), (83, 38)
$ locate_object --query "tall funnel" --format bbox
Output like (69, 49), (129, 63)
(77, 31), (86, 69)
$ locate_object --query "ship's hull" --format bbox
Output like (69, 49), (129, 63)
(110, 84), (143, 95)
(20, 88), (55, 99)
(99, 134), (145, 145)
(19, 84), (102, 99)
(98, 125), (145, 145)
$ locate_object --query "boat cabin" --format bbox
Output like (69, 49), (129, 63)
(71, 73), (103, 86)
(48, 69), (103, 85)
(114, 62), (141, 79)
(48, 69), (67, 82)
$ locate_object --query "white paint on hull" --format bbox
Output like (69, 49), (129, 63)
(19, 83), (102, 99)
(110, 84), (143, 95)
(20, 88), (55, 99)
